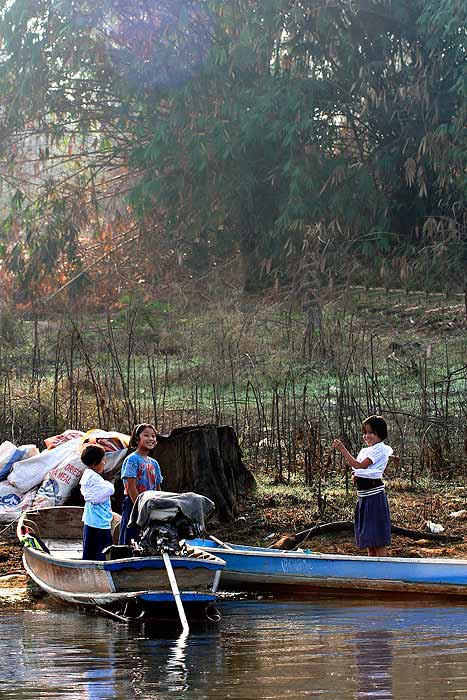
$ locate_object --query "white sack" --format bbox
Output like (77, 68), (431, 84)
(8, 437), (82, 492)
(44, 429), (85, 449)
(0, 442), (38, 482)
(0, 481), (38, 523)
(32, 452), (85, 509)
(83, 429), (130, 451)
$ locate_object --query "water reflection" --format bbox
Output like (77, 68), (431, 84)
(133, 627), (193, 695)
(83, 638), (118, 700)
(2, 600), (467, 699)
(354, 629), (393, 699)
(165, 630), (189, 692)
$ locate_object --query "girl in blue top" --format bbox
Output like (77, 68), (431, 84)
(118, 423), (163, 545)
(80, 444), (115, 560)
(333, 415), (393, 557)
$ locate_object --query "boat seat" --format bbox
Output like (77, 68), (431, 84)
(45, 539), (83, 559)
(105, 544), (134, 560)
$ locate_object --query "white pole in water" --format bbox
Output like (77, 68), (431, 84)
(162, 551), (189, 633)
(212, 569), (222, 593)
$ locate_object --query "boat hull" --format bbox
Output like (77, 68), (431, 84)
(22, 546), (220, 606)
(189, 539), (467, 597)
(18, 507), (224, 613)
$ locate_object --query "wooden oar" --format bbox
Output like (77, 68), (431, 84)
(209, 534), (234, 550)
(162, 551), (189, 633)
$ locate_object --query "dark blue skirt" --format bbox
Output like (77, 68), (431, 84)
(354, 490), (391, 548)
(118, 496), (141, 545)
(82, 525), (113, 561)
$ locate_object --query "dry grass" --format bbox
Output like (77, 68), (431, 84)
(215, 476), (467, 560)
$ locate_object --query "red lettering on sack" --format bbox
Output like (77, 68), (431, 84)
(66, 464), (82, 477)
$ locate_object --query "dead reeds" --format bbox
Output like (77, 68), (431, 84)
(0, 289), (465, 492)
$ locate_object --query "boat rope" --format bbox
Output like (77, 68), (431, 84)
(0, 517), (20, 536)
(205, 602), (221, 622)
(93, 602), (145, 623)
(123, 600), (146, 621)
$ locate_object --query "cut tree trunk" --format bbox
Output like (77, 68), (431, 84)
(153, 424), (255, 522)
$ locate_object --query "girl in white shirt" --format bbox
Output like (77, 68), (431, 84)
(333, 415), (392, 557)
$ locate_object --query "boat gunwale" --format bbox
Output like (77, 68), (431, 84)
(193, 540), (467, 567)
(17, 508), (225, 567)
(22, 545), (225, 570)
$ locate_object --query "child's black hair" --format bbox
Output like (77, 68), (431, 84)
(362, 415), (388, 441)
(129, 423), (157, 448)
(81, 443), (106, 468)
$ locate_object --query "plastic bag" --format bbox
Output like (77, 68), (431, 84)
(102, 448), (128, 480)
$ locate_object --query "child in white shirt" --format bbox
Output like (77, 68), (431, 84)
(333, 415), (392, 557)
(80, 444), (115, 560)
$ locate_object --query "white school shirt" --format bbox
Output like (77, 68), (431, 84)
(80, 468), (115, 529)
(352, 442), (393, 479)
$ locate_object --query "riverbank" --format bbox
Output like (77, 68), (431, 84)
(3, 478), (467, 610)
(0, 525), (32, 609)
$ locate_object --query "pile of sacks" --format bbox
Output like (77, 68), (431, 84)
(0, 429), (130, 523)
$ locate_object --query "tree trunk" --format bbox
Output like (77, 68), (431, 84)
(153, 424), (255, 522)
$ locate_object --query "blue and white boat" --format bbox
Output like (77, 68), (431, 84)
(17, 507), (225, 624)
(189, 538), (467, 597)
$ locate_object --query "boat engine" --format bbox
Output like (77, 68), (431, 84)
(105, 491), (215, 560)
(138, 511), (198, 556)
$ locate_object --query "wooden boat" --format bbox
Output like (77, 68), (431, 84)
(189, 538), (467, 598)
(17, 507), (225, 623)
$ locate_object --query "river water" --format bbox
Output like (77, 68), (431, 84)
(1, 597), (467, 699)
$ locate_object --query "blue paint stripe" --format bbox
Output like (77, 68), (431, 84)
(138, 592), (217, 602)
(188, 540), (467, 586)
(104, 558), (220, 572)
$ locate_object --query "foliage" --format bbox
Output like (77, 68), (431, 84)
(0, 0), (465, 300)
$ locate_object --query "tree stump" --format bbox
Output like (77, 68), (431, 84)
(153, 424), (255, 523)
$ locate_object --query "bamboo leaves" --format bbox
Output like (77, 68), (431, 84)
(0, 0), (466, 299)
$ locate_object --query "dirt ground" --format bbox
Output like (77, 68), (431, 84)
(0, 541), (23, 577)
(0, 535), (31, 609)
